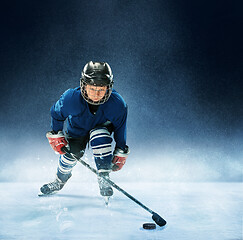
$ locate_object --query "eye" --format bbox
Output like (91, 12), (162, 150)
(89, 87), (96, 91)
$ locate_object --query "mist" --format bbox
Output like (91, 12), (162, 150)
(0, 0), (242, 183)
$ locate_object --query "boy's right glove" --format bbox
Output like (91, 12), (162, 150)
(46, 131), (68, 155)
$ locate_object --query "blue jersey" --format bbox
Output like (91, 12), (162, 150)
(50, 87), (128, 149)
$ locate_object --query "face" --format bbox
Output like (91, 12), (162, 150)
(85, 85), (107, 102)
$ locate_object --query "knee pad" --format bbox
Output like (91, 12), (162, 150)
(57, 154), (77, 177)
(90, 127), (113, 157)
(89, 127), (113, 170)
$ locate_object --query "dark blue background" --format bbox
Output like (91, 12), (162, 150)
(0, 0), (242, 181)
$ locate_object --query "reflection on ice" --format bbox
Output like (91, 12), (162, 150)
(0, 182), (242, 240)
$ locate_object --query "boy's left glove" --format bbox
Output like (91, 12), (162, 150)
(112, 146), (130, 171)
(46, 131), (68, 155)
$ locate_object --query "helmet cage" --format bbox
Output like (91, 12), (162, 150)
(80, 80), (113, 105)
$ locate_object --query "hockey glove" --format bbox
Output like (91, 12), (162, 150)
(46, 131), (68, 155)
(112, 146), (130, 171)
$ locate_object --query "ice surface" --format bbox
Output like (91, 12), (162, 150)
(0, 182), (242, 240)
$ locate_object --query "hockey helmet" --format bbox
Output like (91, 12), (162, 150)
(80, 61), (114, 105)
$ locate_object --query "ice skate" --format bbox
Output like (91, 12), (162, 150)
(39, 175), (70, 196)
(97, 170), (113, 204)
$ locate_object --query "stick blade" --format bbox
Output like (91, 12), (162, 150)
(152, 212), (166, 226)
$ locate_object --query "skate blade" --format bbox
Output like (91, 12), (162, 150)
(104, 196), (110, 206)
(38, 191), (58, 197)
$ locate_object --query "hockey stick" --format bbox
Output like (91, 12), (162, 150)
(62, 147), (166, 227)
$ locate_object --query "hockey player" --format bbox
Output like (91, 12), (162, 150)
(40, 61), (129, 199)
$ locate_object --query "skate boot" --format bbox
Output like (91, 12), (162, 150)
(39, 175), (71, 195)
(97, 170), (113, 197)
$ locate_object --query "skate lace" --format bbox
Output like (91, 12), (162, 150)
(98, 175), (110, 189)
(47, 180), (61, 191)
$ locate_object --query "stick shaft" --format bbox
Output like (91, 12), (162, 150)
(69, 152), (154, 214)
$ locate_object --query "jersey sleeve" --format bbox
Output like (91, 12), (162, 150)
(50, 89), (74, 132)
(112, 104), (128, 150)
